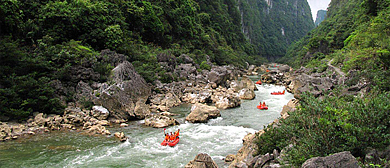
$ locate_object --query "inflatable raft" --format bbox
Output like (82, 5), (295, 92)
(255, 80), (262, 85)
(271, 90), (285, 95)
(257, 105), (268, 110)
(161, 138), (180, 147)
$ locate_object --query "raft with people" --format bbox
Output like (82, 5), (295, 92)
(271, 90), (285, 95)
(257, 102), (268, 110)
(255, 80), (262, 85)
(161, 128), (180, 147)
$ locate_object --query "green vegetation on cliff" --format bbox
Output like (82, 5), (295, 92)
(238, 0), (315, 60)
(0, 0), (314, 120)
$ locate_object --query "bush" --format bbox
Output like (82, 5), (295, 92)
(256, 91), (390, 166)
(200, 61), (211, 70)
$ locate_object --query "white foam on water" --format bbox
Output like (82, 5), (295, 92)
(19, 84), (294, 168)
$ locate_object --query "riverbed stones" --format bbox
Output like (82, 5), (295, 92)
(86, 124), (111, 135)
(225, 154), (236, 162)
(186, 103), (221, 123)
(34, 113), (48, 126)
(280, 99), (298, 119)
(301, 151), (360, 168)
(144, 114), (179, 128)
(114, 132), (127, 142)
(229, 130), (265, 168)
(185, 153), (218, 168)
(120, 123), (128, 127)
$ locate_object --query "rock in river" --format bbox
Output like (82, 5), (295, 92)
(186, 103), (221, 123)
(144, 115), (179, 128)
(185, 153), (218, 168)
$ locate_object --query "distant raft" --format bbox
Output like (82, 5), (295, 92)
(257, 105), (268, 110)
(255, 80), (262, 85)
(271, 90), (285, 95)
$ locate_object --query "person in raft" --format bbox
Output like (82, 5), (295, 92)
(164, 129), (180, 142)
(259, 102), (266, 107)
(174, 129), (180, 139)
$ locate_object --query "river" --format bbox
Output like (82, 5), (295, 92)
(0, 83), (293, 168)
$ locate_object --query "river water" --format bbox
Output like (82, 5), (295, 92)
(0, 83), (293, 168)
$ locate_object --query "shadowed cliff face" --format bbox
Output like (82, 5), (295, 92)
(315, 9), (327, 26)
(237, 0), (315, 59)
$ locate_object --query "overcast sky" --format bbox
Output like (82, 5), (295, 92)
(307, 0), (331, 21)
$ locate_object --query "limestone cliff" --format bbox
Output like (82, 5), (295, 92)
(315, 10), (327, 26)
(237, 0), (315, 61)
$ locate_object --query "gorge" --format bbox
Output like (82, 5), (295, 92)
(1, 0), (390, 167)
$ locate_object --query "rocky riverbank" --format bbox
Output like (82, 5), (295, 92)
(0, 52), (261, 142)
(223, 63), (382, 168)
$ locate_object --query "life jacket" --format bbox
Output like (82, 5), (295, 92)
(175, 131), (179, 137)
(262, 102), (266, 106)
(165, 134), (169, 141)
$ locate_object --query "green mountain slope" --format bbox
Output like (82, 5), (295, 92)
(0, 0), (313, 120)
(238, 0), (315, 60)
(255, 0), (390, 166)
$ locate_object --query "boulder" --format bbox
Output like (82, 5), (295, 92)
(239, 88), (255, 100)
(186, 103), (221, 123)
(225, 154), (236, 162)
(120, 123), (128, 127)
(214, 93), (241, 109)
(114, 132), (127, 142)
(278, 65), (290, 72)
(301, 151), (360, 168)
(144, 115), (179, 128)
(229, 131), (265, 168)
(240, 76), (258, 91)
(99, 49), (127, 67)
(280, 99), (298, 119)
(63, 107), (87, 126)
(95, 61), (151, 120)
(91, 106), (110, 120)
(261, 73), (277, 84)
(175, 64), (197, 79)
(75, 81), (94, 105)
(179, 54), (194, 64)
(208, 66), (229, 87)
(86, 124), (111, 135)
(185, 153), (218, 168)
(253, 153), (273, 168)
(161, 92), (182, 108)
(133, 99), (151, 119)
(0, 123), (11, 141)
(34, 113), (48, 126)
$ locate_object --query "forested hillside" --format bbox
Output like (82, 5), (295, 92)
(280, 0), (390, 89)
(238, 0), (314, 60)
(0, 0), (313, 120)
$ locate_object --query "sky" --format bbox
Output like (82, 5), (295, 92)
(307, 0), (332, 21)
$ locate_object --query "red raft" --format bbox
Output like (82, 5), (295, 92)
(257, 105), (268, 110)
(271, 90), (285, 95)
(255, 80), (262, 85)
(161, 138), (180, 147)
